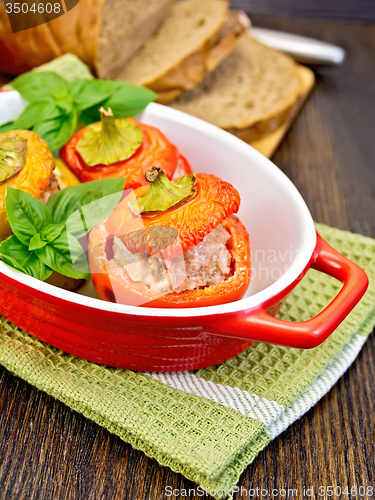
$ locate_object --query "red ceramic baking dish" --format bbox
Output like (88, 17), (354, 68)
(0, 98), (369, 371)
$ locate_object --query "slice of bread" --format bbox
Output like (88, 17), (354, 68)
(169, 35), (304, 141)
(96, 0), (174, 79)
(118, 1), (249, 103)
(0, 0), (173, 78)
(248, 65), (315, 157)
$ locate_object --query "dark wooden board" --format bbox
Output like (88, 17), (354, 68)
(230, 0), (375, 21)
(1, 16), (375, 500)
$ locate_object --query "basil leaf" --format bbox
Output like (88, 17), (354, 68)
(66, 231), (90, 274)
(29, 223), (65, 251)
(55, 94), (74, 114)
(80, 82), (156, 123)
(32, 111), (78, 151)
(14, 101), (62, 129)
(0, 121), (16, 133)
(104, 83), (157, 118)
(70, 79), (119, 111)
(66, 191), (124, 238)
(0, 235), (28, 273)
(0, 235), (53, 280)
(12, 71), (70, 103)
(47, 177), (125, 228)
(79, 106), (105, 125)
(35, 230), (89, 280)
(6, 186), (52, 245)
(41, 222), (65, 242)
(29, 233), (47, 251)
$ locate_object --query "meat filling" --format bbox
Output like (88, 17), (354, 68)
(39, 171), (60, 204)
(111, 224), (232, 294)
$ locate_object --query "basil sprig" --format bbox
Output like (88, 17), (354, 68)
(0, 72), (156, 151)
(0, 178), (125, 281)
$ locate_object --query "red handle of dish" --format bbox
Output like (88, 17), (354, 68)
(210, 233), (369, 349)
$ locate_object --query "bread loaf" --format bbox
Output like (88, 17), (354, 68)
(119, 1), (250, 103)
(0, 0), (173, 78)
(169, 35), (304, 141)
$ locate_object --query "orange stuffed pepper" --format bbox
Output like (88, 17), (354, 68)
(60, 107), (191, 189)
(0, 129), (55, 238)
(89, 167), (250, 308)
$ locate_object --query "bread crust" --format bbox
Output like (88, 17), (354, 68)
(0, 0), (105, 74)
(0, 0), (172, 77)
(227, 99), (300, 143)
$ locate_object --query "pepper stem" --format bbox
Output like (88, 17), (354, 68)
(0, 134), (27, 184)
(145, 166), (161, 184)
(98, 107), (119, 142)
(129, 167), (196, 215)
(75, 107), (143, 167)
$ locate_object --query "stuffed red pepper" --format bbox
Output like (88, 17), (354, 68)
(89, 167), (251, 308)
(60, 107), (191, 189)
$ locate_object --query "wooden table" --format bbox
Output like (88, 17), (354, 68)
(1, 16), (374, 500)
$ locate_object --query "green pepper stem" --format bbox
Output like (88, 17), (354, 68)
(99, 107), (120, 144)
(0, 134), (27, 184)
(129, 167), (196, 215)
(75, 107), (143, 167)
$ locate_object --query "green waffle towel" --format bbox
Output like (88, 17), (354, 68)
(0, 223), (374, 499)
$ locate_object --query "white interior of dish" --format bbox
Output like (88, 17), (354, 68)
(0, 97), (316, 317)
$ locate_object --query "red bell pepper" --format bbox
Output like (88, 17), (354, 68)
(60, 117), (191, 189)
